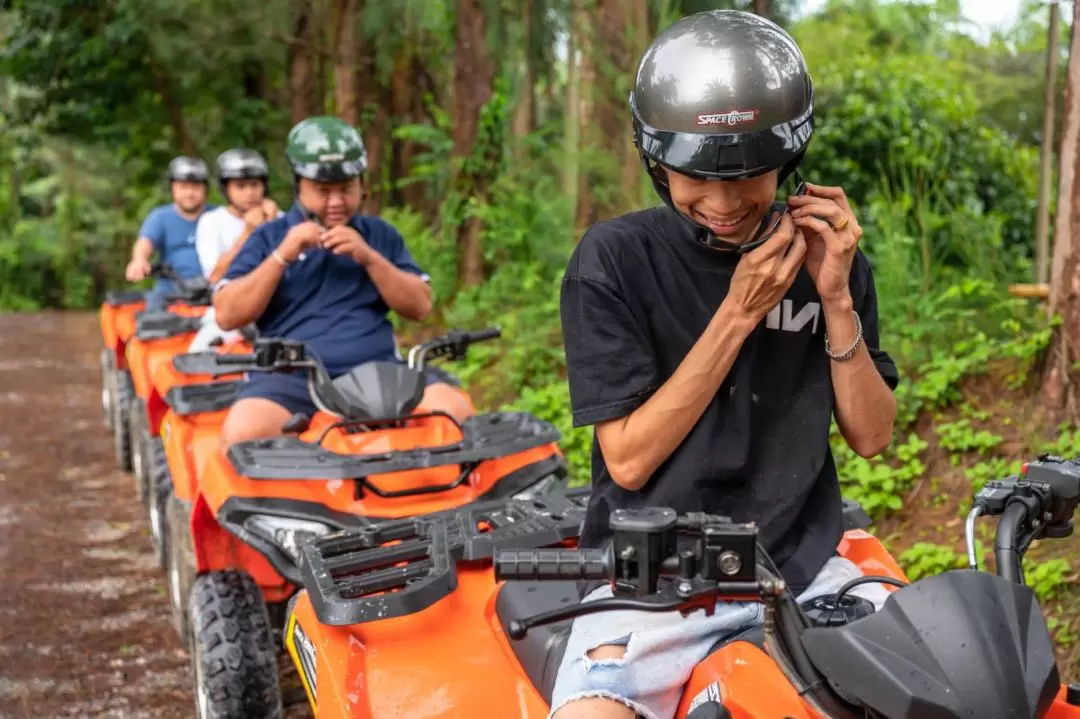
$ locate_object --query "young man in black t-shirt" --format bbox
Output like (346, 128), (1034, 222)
(548, 10), (900, 719)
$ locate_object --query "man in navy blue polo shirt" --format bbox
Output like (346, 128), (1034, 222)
(213, 116), (469, 445)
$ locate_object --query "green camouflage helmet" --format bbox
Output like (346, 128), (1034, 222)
(285, 116), (368, 183)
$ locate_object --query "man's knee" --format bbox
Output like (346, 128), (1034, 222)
(550, 644), (637, 719)
(221, 398), (293, 448)
(419, 382), (475, 422)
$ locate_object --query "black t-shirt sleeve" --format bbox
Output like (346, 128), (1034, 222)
(560, 271), (660, 428)
(853, 253), (900, 390)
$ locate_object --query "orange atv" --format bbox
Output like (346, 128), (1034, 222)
(283, 456), (1080, 719)
(140, 341), (254, 568)
(165, 330), (569, 716)
(103, 263), (212, 474)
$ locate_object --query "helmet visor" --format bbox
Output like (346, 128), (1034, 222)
(292, 160), (365, 183)
(633, 99), (813, 180)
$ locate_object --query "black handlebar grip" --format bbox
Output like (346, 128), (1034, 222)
(466, 327), (502, 343)
(494, 548), (609, 582)
(215, 353), (257, 365)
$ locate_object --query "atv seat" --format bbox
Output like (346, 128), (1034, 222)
(311, 361), (425, 421)
(497, 499), (873, 702)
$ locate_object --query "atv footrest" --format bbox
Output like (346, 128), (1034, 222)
(105, 290), (145, 306)
(134, 311), (203, 341)
(229, 411), (562, 480)
(300, 488), (589, 626)
(164, 380), (243, 416)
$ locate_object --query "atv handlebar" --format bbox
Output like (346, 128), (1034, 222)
(407, 326), (501, 369)
(146, 261), (212, 305)
(494, 507), (765, 639)
(498, 455), (1080, 641)
(965, 454), (1080, 581)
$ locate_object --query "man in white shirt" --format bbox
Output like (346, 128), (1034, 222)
(188, 149), (281, 351)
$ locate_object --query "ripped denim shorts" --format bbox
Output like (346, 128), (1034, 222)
(546, 555), (894, 719)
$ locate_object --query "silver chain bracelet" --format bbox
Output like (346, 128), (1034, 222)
(824, 310), (863, 362)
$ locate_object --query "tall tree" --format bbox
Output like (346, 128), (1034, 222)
(451, 0), (496, 287)
(332, 0), (360, 126)
(1043, 0), (1080, 419)
(289, 1), (317, 124)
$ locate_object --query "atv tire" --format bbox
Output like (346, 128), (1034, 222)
(113, 371), (134, 472)
(148, 438), (169, 568)
(129, 400), (149, 504)
(166, 492), (195, 647)
(188, 571), (282, 719)
(100, 348), (115, 433)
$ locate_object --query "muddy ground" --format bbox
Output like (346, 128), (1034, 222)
(0, 313), (310, 719)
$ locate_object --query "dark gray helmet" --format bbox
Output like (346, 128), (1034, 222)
(216, 148), (270, 200)
(631, 11), (814, 246)
(167, 156), (210, 184)
(216, 149), (270, 182)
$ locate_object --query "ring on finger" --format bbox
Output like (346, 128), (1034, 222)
(831, 215), (850, 232)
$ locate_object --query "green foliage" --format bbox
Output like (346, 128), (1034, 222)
(0, 0), (1067, 508)
(898, 542), (967, 581)
(833, 431), (927, 516)
(935, 419), (1003, 457)
(1027, 558), (1072, 601)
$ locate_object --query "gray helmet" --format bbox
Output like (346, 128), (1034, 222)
(631, 11), (814, 247)
(167, 156), (210, 184)
(216, 148), (270, 198)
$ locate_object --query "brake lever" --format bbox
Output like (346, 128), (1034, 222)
(508, 579), (764, 640)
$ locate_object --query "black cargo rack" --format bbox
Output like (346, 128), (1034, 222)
(300, 487), (589, 626)
(227, 411), (561, 481)
(134, 311), (203, 341)
(104, 290), (145, 306)
(164, 380), (243, 416)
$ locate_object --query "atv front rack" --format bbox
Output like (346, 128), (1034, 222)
(300, 488), (589, 625)
(134, 311), (204, 341)
(228, 411), (561, 482)
(171, 351), (255, 376)
(105, 290), (145, 306)
(164, 381), (243, 416)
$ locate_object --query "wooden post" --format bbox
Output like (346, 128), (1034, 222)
(1036, 0), (1061, 284)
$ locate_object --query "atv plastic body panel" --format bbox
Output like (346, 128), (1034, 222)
(801, 569), (1060, 719)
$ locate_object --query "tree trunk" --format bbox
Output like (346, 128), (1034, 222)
(574, 0), (596, 231)
(241, 64), (268, 149)
(149, 61), (196, 155)
(332, 0), (359, 126)
(1042, 0), (1080, 419)
(576, 0), (637, 229)
(621, 0), (650, 207)
(563, 0), (581, 222)
(511, 0), (536, 151)
(452, 0), (496, 288)
(752, 0), (770, 18)
(357, 32), (389, 214)
(289, 1), (317, 124)
(1036, 0), (1061, 284)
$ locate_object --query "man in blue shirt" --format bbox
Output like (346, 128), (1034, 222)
(125, 156), (214, 311)
(214, 116), (470, 445)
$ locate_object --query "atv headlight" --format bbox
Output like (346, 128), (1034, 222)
(512, 473), (565, 501)
(243, 515), (333, 565)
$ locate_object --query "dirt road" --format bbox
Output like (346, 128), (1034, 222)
(0, 313), (308, 719)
